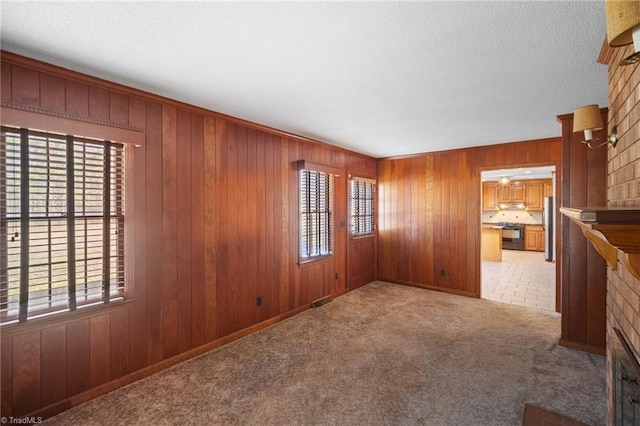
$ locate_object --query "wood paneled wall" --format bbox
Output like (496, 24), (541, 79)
(557, 110), (608, 354)
(377, 138), (563, 297)
(0, 52), (376, 418)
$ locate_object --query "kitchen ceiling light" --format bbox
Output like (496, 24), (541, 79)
(605, 0), (640, 65)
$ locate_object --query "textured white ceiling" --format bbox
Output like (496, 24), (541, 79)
(1, 1), (608, 158)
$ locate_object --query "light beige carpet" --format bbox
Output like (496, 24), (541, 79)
(46, 281), (605, 425)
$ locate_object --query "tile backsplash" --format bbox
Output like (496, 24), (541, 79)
(482, 210), (542, 224)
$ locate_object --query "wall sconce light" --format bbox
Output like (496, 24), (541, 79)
(572, 104), (619, 149)
(605, 0), (640, 66)
(499, 177), (510, 185)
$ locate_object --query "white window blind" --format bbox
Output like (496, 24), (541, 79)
(299, 169), (333, 259)
(0, 127), (125, 324)
(350, 177), (375, 237)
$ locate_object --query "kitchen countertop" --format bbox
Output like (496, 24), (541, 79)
(482, 224), (503, 229)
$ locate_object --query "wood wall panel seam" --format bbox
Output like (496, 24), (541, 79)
(161, 105), (179, 358)
(143, 101), (164, 366)
(203, 117), (218, 342)
(176, 108), (194, 353)
(189, 113), (206, 347)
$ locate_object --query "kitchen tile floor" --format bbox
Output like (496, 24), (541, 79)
(482, 249), (558, 315)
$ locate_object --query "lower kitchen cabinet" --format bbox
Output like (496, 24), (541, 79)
(524, 225), (545, 252)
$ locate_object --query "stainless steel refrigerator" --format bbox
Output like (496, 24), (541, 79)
(543, 196), (553, 262)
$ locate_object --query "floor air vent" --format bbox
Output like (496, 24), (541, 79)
(311, 296), (333, 309)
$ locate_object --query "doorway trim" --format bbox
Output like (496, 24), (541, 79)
(478, 162), (562, 314)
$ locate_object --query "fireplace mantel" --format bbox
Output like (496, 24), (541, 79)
(560, 207), (640, 281)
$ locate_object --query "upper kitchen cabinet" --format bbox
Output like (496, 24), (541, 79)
(510, 182), (526, 203)
(525, 182), (543, 211)
(498, 181), (525, 203)
(483, 182), (500, 210)
(482, 179), (551, 211)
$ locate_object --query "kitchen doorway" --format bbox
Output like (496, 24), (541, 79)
(480, 166), (558, 315)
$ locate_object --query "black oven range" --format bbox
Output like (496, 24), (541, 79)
(497, 222), (525, 251)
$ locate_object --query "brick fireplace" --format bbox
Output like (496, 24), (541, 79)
(611, 327), (640, 423)
(599, 41), (640, 424)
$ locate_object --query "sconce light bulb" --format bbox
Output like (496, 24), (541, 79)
(583, 128), (594, 141)
(621, 25), (640, 65)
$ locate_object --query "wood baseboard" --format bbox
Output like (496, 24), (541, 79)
(558, 338), (606, 356)
(379, 278), (477, 298)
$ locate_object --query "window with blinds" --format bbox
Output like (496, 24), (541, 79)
(350, 177), (375, 237)
(0, 127), (125, 324)
(299, 169), (333, 259)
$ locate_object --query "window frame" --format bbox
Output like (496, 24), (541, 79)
(297, 160), (337, 265)
(349, 176), (376, 239)
(0, 126), (126, 325)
